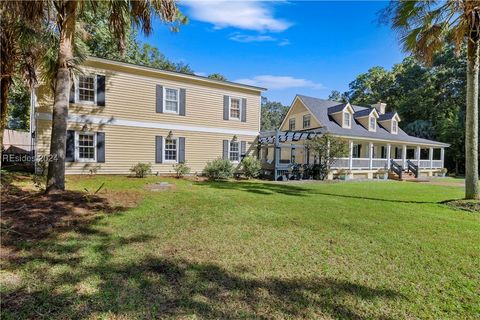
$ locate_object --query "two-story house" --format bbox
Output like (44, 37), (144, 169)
(33, 57), (265, 175)
(259, 95), (450, 180)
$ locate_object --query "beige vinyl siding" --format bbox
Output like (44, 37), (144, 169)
(36, 120), (257, 175)
(36, 62), (261, 132)
(280, 99), (320, 131)
(34, 59), (262, 175)
(356, 116), (370, 130)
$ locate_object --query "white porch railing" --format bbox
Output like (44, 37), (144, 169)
(352, 158), (370, 169)
(331, 158), (349, 169)
(432, 160), (443, 168)
(372, 159), (388, 169)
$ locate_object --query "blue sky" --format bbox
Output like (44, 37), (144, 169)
(139, 1), (405, 105)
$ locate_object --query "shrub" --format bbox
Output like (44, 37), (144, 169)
(130, 162), (152, 178)
(440, 168), (448, 174)
(173, 162), (191, 178)
(204, 158), (234, 180)
(241, 156), (261, 179)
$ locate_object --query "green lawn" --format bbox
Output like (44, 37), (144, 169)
(1, 175), (479, 319)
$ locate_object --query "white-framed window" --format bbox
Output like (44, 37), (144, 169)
(392, 120), (398, 133)
(369, 116), (376, 130)
(343, 112), (351, 128)
(75, 132), (96, 162)
(229, 97), (241, 120)
(289, 118), (295, 131)
(229, 141), (240, 162)
(164, 87), (179, 114)
(164, 137), (178, 162)
(303, 115), (311, 128)
(77, 75), (96, 104)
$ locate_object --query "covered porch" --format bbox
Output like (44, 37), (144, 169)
(258, 130), (446, 181)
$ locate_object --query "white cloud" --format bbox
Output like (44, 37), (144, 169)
(278, 39), (291, 46)
(182, 1), (291, 32)
(229, 34), (277, 43)
(234, 75), (324, 90)
(194, 71), (207, 77)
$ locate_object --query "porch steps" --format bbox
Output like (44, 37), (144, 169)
(388, 171), (417, 181)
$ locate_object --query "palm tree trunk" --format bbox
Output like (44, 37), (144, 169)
(465, 38), (480, 199)
(45, 1), (77, 193)
(0, 77), (11, 156)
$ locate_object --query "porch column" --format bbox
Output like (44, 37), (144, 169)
(368, 142), (373, 169)
(402, 145), (407, 168)
(274, 130), (280, 180)
(416, 146), (421, 167)
(349, 140), (353, 170)
(441, 148), (445, 168)
(387, 144), (391, 168)
(429, 147), (433, 169)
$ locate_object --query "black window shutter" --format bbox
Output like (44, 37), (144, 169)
(240, 141), (247, 158)
(156, 85), (163, 113)
(155, 136), (163, 163)
(223, 96), (229, 120)
(96, 132), (105, 163)
(97, 75), (106, 106)
(179, 88), (186, 116)
(65, 130), (75, 162)
(223, 140), (229, 160)
(241, 98), (247, 122)
(178, 137), (185, 163)
(69, 81), (75, 103)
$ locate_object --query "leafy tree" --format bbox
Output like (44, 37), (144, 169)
(345, 66), (396, 107)
(383, 0), (479, 199)
(305, 134), (349, 180)
(7, 79), (30, 130)
(328, 90), (348, 102)
(0, 1), (46, 152)
(207, 73), (227, 81)
(261, 98), (289, 131)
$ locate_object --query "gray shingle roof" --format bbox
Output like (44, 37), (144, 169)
(296, 95), (449, 147)
(378, 112), (398, 121)
(354, 108), (374, 118)
(327, 103), (348, 114)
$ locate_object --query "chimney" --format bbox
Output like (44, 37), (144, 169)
(371, 102), (386, 115)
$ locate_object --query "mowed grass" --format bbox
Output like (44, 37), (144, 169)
(1, 175), (479, 319)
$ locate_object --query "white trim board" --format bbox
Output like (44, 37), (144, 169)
(36, 112), (259, 136)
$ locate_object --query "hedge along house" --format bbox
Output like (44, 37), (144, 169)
(33, 57), (265, 175)
(258, 95), (450, 180)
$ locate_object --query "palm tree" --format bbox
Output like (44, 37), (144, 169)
(384, 0), (480, 199)
(0, 1), (45, 154)
(44, 0), (180, 193)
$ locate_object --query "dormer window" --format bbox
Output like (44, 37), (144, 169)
(392, 120), (398, 134)
(369, 116), (376, 131)
(343, 112), (351, 128)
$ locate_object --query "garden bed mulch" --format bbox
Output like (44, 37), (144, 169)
(0, 181), (142, 260)
(442, 199), (480, 213)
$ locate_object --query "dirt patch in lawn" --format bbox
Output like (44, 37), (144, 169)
(442, 199), (480, 213)
(0, 182), (140, 259)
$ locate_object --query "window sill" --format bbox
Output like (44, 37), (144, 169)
(164, 110), (179, 115)
(77, 159), (97, 163)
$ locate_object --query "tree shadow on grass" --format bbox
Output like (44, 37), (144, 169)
(2, 252), (406, 319)
(195, 180), (310, 197)
(196, 180), (458, 205)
